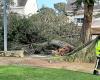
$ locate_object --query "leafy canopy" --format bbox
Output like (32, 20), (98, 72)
(72, 0), (97, 9)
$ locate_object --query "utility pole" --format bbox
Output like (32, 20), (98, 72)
(3, 0), (7, 51)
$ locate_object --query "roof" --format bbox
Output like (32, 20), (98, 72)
(18, 0), (27, 6)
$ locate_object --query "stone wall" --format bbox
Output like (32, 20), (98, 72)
(0, 50), (24, 57)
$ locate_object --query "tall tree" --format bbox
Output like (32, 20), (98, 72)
(54, 2), (67, 15)
(37, 7), (56, 23)
(72, 0), (96, 43)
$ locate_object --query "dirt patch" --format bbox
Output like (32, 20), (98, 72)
(0, 56), (95, 73)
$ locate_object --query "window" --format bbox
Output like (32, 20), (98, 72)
(76, 18), (84, 23)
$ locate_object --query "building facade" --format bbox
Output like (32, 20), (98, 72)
(66, 0), (100, 39)
(10, 0), (38, 16)
(66, 0), (100, 26)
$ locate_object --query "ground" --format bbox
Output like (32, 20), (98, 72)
(0, 66), (100, 80)
(0, 55), (95, 73)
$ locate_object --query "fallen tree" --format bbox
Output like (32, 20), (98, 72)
(64, 37), (98, 62)
(49, 40), (74, 49)
(21, 40), (75, 55)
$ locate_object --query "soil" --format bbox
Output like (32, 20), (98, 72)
(0, 55), (95, 73)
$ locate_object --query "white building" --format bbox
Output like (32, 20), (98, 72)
(10, 0), (38, 16)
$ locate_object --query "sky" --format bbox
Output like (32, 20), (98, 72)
(37, 0), (67, 9)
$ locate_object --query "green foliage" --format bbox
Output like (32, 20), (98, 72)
(8, 13), (46, 44)
(36, 7), (56, 23)
(29, 7), (78, 43)
(0, 1), (3, 50)
(72, 0), (96, 10)
(0, 29), (3, 50)
(65, 39), (97, 63)
(0, 1), (3, 28)
(0, 4), (81, 52)
(76, 0), (95, 5)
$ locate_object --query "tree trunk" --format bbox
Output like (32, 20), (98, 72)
(81, 3), (94, 43)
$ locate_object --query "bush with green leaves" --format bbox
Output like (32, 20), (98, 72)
(8, 13), (47, 44)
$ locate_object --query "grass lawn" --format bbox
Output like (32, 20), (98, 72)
(0, 66), (100, 80)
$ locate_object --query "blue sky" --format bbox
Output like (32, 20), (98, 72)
(37, 0), (67, 9)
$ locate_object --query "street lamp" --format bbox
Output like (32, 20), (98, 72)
(3, 0), (7, 51)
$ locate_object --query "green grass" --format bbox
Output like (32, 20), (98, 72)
(0, 66), (100, 80)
